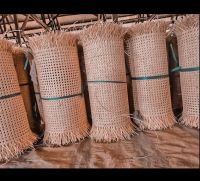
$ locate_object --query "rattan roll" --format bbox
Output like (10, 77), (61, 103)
(0, 39), (36, 162)
(29, 52), (45, 129)
(174, 15), (199, 129)
(12, 47), (34, 130)
(28, 31), (90, 146)
(80, 22), (135, 142)
(127, 20), (176, 130)
(166, 36), (183, 112)
(125, 37), (140, 119)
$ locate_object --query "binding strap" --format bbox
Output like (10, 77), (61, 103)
(87, 80), (126, 83)
(41, 92), (82, 101)
(131, 74), (169, 80)
(171, 66), (200, 73)
(0, 92), (21, 100)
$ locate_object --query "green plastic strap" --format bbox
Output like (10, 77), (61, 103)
(19, 83), (29, 87)
(171, 66), (200, 73)
(171, 66), (182, 73)
(41, 92), (82, 101)
(0, 92), (21, 100)
(170, 43), (178, 64)
(87, 80), (126, 84)
(24, 52), (29, 70)
(131, 74), (169, 80)
(180, 66), (200, 72)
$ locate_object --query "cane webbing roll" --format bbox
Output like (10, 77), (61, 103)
(166, 37), (183, 117)
(127, 21), (176, 130)
(28, 32), (90, 146)
(29, 55), (45, 126)
(80, 23), (135, 142)
(12, 47), (34, 130)
(175, 14), (199, 129)
(0, 39), (36, 162)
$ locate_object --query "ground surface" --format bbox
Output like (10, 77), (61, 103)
(1, 125), (199, 168)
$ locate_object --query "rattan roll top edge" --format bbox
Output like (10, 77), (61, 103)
(80, 22), (127, 44)
(128, 20), (168, 36)
(28, 31), (78, 52)
(174, 14), (199, 35)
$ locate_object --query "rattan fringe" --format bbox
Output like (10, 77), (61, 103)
(90, 121), (134, 143)
(0, 132), (36, 162)
(139, 114), (176, 130)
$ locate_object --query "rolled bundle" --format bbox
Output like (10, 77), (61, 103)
(29, 52), (45, 131)
(125, 36), (140, 118)
(28, 31), (90, 146)
(80, 22), (135, 142)
(12, 47), (34, 130)
(0, 39), (36, 162)
(174, 15), (199, 129)
(127, 20), (176, 130)
(166, 36), (183, 114)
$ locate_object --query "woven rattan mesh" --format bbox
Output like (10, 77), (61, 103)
(12, 47), (34, 130)
(166, 36), (183, 111)
(80, 22), (135, 142)
(127, 21), (176, 130)
(0, 40), (36, 162)
(28, 32), (90, 146)
(175, 14), (199, 129)
(29, 55), (45, 125)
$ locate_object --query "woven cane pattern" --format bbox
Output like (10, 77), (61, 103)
(0, 40), (36, 162)
(128, 21), (176, 130)
(166, 37), (183, 111)
(80, 23), (135, 142)
(29, 55), (45, 125)
(12, 47), (34, 130)
(126, 40), (139, 112)
(175, 14), (199, 129)
(28, 32), (90, 145)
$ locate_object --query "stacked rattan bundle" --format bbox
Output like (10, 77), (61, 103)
(0, 39), (36, 162)
(28, 51), (45, 130)
(12, 47), (34, 130)
(127, 20), (176, 130)
(125, 35), (140, 120)
(28, 31), (90, 146)
(166, 36), (183, 113)
(174, 15), (199, 129)
(80, 22), (135, 142)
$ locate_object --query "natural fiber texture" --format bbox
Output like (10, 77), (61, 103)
(29, 52), (45, 127)
(166, 36), (183, 111)
(125, 39), (139, 113)
(175, 15), (199, 129)
(0, 39), (37, 162)
(80, 22), (135, 142)
(28, 31), (90, 146)
(127, 20), (176, 130)
(12, 47), (34, 130)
